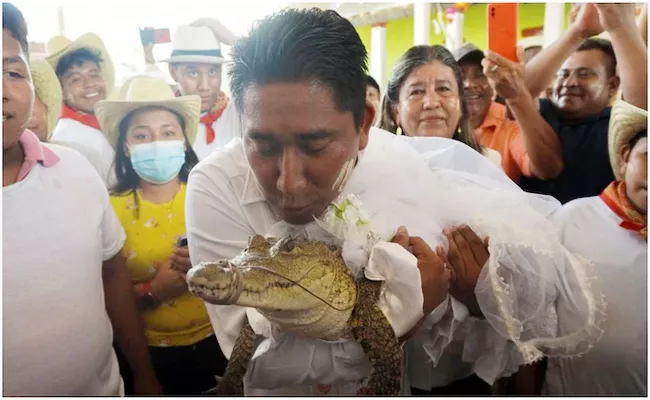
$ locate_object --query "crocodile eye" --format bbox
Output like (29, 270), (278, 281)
(281, 238), (295, 252)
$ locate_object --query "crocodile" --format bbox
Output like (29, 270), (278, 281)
(186, 234), (402, 396)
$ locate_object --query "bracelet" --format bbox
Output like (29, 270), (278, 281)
(139, 280), (153, 297)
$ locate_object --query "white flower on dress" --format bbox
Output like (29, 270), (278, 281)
(315, 194), (388, 276)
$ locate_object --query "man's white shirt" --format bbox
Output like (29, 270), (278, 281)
(545, 196), (647, 396)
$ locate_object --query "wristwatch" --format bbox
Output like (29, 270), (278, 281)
(139, 281), (159, 309)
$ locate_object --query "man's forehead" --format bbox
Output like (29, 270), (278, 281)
(460, 61), (482, 73)
(562, 50), (606, 70)
(175, 62), (221, 71)
(241, 82), (355, 136)
(2, 31), (26, 62)
(62, 60), (101, 76)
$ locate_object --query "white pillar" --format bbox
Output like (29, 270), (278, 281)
(543, 3), (566, 47)
(447, 12), (465, 52)
(370, 23), (387, 93)
(413, 3), (431, 46)
(57, 6), (65, 36)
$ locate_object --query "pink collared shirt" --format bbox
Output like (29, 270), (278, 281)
(16, 129), (60, 182)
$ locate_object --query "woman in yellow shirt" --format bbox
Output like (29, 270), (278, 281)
(95, 76), (226, 395)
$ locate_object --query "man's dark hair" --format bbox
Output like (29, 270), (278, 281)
(229, 8), (368, 129)
(3, 3), (29, 56)
(366, 74), (380, 93)
(629, 129), (647, 151)
(577, 38), (617, 77)
(55, 48), (103, 79)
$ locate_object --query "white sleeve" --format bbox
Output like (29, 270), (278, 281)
(185, 163), (255, 359)
(99, 178), (126, 262)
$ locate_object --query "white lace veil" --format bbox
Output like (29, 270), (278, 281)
(346, 128), (606, 365)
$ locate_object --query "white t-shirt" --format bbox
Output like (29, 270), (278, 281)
(3, 143), (127, 396)
(545, 196), (647, 396)
(50, 118), (117, 188)
(192, 102), (243, 161)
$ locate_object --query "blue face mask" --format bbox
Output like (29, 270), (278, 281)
(129, 140), (186, 184)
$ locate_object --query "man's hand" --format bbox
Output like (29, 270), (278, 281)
(444, 225), (489, 317)
(593, 3), (638, 34)
(392, 226), (451, 315)
(482, 48), (527, 101)
(569, 3), (604, 39)
(190, 18), (238, 46)
(103, 254), (162, 395)
(170, 246), (192, 274)
(133, 373), (163, 396)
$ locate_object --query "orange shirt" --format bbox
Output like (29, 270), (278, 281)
(475, 102), (531, 181)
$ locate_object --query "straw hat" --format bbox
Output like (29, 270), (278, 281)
(162, 25), (225, 64)
(94, 75), (201, 150)
(45, 33), (115, 92)
(29, 57), (62, 139)
(608, 100), (648, 179)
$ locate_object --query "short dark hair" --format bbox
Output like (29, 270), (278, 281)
(379, 45), (483, 154)
(229, 8), (368, 129)
(55, 48), (103, 79)
(3, 3), (29, 56)
(366, 74), (380, 93)
(577, 38), (617, 77)
(629, 129), (647, 151)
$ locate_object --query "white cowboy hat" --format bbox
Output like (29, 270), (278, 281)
(45, 32), (115, 92)
(29, 57), (62, 139)
(608, 100), (648, 179)
(94, 75), (201, 150)
(162, 25), (225, 65)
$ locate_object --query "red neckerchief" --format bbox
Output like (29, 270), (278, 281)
(60, 104), (102, 131)
(600, 180), (647, 241)
(175, 90), (228, 144)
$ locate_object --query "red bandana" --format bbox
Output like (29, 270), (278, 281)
(60, 104), (102, 131)
(175, 90), (228, 144)
(200, 104), (227, 145)
(600, 180), (647, 241)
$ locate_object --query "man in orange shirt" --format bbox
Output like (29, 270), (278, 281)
(454, 43), (563, 182)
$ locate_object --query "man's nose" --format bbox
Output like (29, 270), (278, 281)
(564, 72), (580, 87)
(3, 77), (11, 102)
(463, 77), (476, 90)
(276, 148), (308, 196)
(198, 74), (210, 91)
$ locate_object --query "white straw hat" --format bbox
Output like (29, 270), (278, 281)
(45, 32), (115, 92)
(29, 57), (62, 139)
(94, 75), (201, 150)
(608, 100), (648, 179)
(162, 25), (225, 64)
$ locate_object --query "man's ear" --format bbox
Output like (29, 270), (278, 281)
(608, 74), (621, 98)
(358, 100), (375, 151)
(168, 64), (180, 83)
(619, 143), (631, 177)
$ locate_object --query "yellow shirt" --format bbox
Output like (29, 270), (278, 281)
(110, 183), (213, 347)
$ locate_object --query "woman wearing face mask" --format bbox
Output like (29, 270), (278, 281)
(95, 75), (227, 395)
(380, 45), (502, 167)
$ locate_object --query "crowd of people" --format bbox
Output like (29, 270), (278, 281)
(3, 1), (647, 397)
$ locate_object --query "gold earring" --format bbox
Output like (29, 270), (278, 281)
(396, 126), (403, 135)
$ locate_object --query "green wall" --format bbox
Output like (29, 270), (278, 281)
(357, 3), (572, 84)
